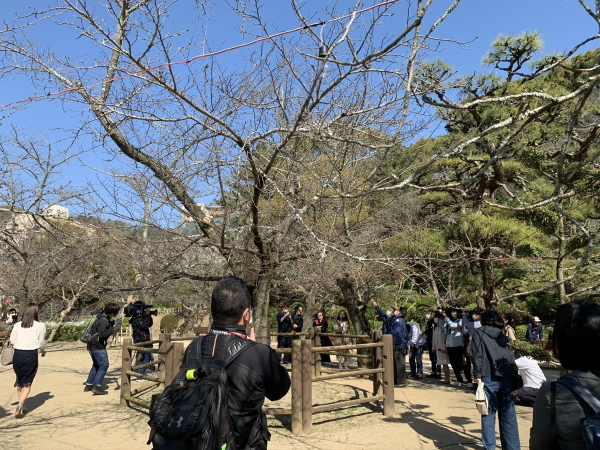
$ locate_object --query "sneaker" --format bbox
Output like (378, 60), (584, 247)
(84, 384), (93, 392)
(92, 385), (108, 395)
(426, 373), (436, 378)
(452, 381), (462, 386)
(434, 374), (442, 379)
(415, 375), (423, 380)
(135, 378), (146, 382)
(394, 384), (406, 388)
(466, 382), (474, 388)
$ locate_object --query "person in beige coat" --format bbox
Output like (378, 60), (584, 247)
(432, 312), (451, 384)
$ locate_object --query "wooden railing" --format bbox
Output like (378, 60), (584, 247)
(120, 329), (395, 436)
(120, 333), (184, 409)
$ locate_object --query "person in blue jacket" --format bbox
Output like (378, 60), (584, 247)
(371, 298), (408, 387)
(526, 317), (543, 343)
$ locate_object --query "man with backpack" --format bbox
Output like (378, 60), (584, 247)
(84, 303), (122, 395)
(148, 276), (290, 450)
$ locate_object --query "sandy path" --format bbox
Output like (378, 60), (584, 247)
(0, 342), (553, 449)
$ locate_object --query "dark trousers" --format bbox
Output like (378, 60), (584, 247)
(409, 345), (424, 376)
(277, 335), (291, 364)
(427, 343), (441, 375)
(462, 345), (473, 382)
(448, 346), (470, 382)
(134, 345), (154, 375)
(516, 386), (538, 404)
(393, 347), (407, 385)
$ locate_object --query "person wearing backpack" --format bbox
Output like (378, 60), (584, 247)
(84, 303), (121, 395)
(148, 276), (290, 450)
(530, 300), (600, 450)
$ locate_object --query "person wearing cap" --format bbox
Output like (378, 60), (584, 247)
(526, 317), (543, 344)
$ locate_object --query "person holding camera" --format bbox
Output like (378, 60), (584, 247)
(130, 301), (155, 378)
(276, 303), (293, 364)
(84, 303), (121, 395)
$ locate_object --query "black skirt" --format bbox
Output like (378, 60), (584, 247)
(13, 349), (39, 388)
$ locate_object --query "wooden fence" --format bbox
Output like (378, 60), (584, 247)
(119, 329), (395, 436)
(120, 333), (186, 409)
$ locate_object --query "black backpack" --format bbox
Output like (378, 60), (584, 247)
(80, 317), (106, 344)
(147, 335), (255, 450)
(552, 375), (600, 449)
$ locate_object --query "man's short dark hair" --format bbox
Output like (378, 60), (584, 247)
(481, 310), (503, 329)
(553, 300), (600, 370)
(398, 307), (407, 316)
(211, 276), (252, 325)
(104, 303), (120, 316)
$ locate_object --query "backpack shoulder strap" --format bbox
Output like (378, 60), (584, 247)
(558, 376), (600, 413)
(214, 336), (256, 368)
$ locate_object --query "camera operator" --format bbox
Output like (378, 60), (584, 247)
(130, 301), (155, 379)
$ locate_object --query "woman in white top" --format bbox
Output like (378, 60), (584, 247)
(10, 303), (46, 418)
(432, 312), (451, 384)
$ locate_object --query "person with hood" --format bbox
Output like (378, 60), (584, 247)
(526, 317), (543, 343)
(84, 303), (122, 395)
(472, 310), (520, 450)
(445, 308), (473, 387)
(371, 299), (408, 387)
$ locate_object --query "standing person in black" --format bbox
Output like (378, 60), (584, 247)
(291, 305), (304, 337)
(189, 276), (290, 450)
(425, 310), (441, 378)
(84, 303), (121, 395)
(276, 303), (293, 364)
(130, 301), (154, 378)
(313, 311), (332, 364)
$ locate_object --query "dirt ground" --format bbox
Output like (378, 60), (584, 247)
(0, 342), (556, 450)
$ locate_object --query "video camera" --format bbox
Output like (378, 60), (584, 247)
(124, 301), (158, 318)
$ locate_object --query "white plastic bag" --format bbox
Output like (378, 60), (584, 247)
(475, 381), (489, 415)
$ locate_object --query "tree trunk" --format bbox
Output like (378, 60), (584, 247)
(556, 215), (568, 305)
(252, 273), (273, 345)
(479, 247), (496, 310)
(336, 275), (370, 368)
(48, 275), (95, 342)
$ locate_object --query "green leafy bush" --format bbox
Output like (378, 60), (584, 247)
(509, 340), (553, 363)
(515, 324), (527, 341)
(160, 314), (179, 332)
(44, 322), (87, 341)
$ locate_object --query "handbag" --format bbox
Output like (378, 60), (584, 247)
(1, 340), (14, 366)
(475, 380), (489, 415)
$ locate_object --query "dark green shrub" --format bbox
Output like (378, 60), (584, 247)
(509, 340), (553, 363)
(160, 314), (179, 333)
(515, 324), (527, 341)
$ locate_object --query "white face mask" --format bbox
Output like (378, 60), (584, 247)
(425, 314), (431, 320)
(472, 314), (478, 321)
(451, 312), (457, 318)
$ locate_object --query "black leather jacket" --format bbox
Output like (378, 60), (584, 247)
(131, 314), (153, 344)
(87, 311), (118, 351)
(184, 324), (290, 450)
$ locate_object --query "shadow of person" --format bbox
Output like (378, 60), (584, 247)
(11, 391), (54, 413)
(0, 405), (8, 420)
(384, 406), (481, 449)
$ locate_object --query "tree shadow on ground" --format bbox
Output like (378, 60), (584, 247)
(0, 405), (9, 420)
(11, 391), (54, 413)
(383, 403), (482, 449)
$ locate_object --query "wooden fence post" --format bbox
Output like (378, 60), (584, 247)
(172, 342), (184, 380)
(313, 327), (321, 377)
(291, 339), (303, 436)
(381, 334), (395, 417)
(301, 339), (313, 435)
(120, 337), (132, 407)
(372, 330), (383, 396)
(164, 336), (177, 386)
(158, 333), (171, 385)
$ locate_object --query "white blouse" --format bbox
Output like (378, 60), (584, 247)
(10, 321), (47, 351)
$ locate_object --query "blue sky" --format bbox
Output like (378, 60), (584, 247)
(1, 0), (597, 218)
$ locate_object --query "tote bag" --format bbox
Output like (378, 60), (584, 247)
(475, 380), (489, 415)
(1, 340), (14, 366)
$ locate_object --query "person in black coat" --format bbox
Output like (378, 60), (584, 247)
(185, 277), (290, 450)
(276, 303), (293, 364)
(424, 311), (441, 378)
(472, 311), (520, 450)
(313, 311), (332, 363)
(130, 304), (154, 377)
(84, 304), (122, 395)
(530, 300), (600, 450)
(291, 305), (304, 338)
